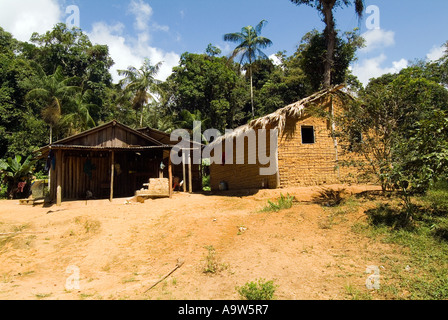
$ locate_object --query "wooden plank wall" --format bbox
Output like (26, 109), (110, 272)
(62, 152), (110, 199)
(69, 127), (149, 148)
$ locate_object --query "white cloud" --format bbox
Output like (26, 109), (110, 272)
(129, 0), (153, 31)
(426, 45), (446, 62)
(269, 54), (282, 66)
(128, 0), (169, 35)
(360, 29), (395, 53)
(351, 54), (408, 86)
(87, 1), (179, 83)
(0, 0), (62, 42)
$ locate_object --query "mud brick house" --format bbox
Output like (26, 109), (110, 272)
(37, 120), (201, 205)
(209, 85), (358, 191)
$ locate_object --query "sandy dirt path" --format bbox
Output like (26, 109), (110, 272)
(0, 184), (396, 300)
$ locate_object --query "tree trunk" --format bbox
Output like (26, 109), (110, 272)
(323, 1), (336, 89)
(249, 65), (254, 118)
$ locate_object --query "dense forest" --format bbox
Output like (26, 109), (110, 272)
(0, 5), (447, 203)
(0, 21), (366, 160)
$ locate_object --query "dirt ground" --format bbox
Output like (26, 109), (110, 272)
(0, 184), (398, 300)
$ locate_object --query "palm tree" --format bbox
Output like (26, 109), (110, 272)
(176, 109), (210, 144)
(290, 0), (365, 88)
(224, 20), (273, 117)
(118, 59), (163, 127)
(62, 90), (97, 135)
(25, 65), (81, 144)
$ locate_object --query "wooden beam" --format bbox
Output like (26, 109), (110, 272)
(182, 151), (187, 193)
(56, 150), (62, 206)
(188, 154), (192, 193)
(110, 150), (115, 202)
(168, 150), (173, 199)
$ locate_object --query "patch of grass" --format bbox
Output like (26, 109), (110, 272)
(74, 217), (101, 234)
(344, 284), (373, 300)
(122, 276), (139, 284)
(202, 245), (228, 274)
(318, 196), (360, 229)
(35, 293), (52, 299)
(354, 194), (448, 300)
(421, 180), (448, 216)
(261, 193), (295, 212)
(236, 278), (277, 300)
(79, 292), (95, 300)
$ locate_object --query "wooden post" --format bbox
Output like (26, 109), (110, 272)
(168, 150), (173, 199)
(182, 150), (187, 193)
(110, 150), (115, 202)
(330, 96), (340, 179)
(56, 150), (62, 206)
(188, 154), (192, 193)
(61, 151), (65, 201)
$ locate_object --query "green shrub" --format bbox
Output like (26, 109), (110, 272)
(313, 187), (346, 207)
(0, 183), (7, 199)
(237, 278), (276, 300)
(261, 193), (295, 212)
(423, 181), (448, 215)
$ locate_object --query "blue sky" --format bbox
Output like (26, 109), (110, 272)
(0, 0), (447, 84)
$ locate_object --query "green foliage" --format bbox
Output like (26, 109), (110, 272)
(338, 63), (448, 196)
(165, 51), (248, 132)
(236, 278), (276, 300)
(297, 29), (364, 91)
(202, 245), (227, 274)
(289, 0), (365, 88)
(118, 58), (163, 127)
(261, 193), (295, 212)
(422, 180), (448, 216)
(0, 155), (36, 199)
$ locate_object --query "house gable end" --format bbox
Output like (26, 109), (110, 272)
(52, 121), (164, 148)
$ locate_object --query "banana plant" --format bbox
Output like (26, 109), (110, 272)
(0, 155), (37, 199)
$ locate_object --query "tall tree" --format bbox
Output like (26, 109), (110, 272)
(118, 59), (163, 127)
(297, 29), (364, 92)
(290, 0), (365, 89)
(224, 20), (273, 117)
(62, 89), (97, 135)
(165, 51), (247, 132)
(25, 65), (80, 144)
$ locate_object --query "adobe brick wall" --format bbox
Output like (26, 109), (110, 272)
(209, 128), (278, 191)
(278, 115), (340, 187)
(209, 95), (360, 191)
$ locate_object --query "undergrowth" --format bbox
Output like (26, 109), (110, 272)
(236, 278), (277, 300)
(352, 181), (448, 300)
(261, 193), (295, 212)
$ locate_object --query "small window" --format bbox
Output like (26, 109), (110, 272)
(301, 126), (315, 144)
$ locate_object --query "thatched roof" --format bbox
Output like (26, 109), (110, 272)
(212, 85), (348, 144)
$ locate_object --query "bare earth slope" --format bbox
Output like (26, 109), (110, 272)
(0, 184), (395, 300)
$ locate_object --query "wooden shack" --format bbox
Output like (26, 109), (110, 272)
(209, 86), (359, 191)
(137, 127), (203, 192)
(38, 120), (175, 205)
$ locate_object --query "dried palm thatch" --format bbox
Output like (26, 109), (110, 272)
(212, 85), (346, 145)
